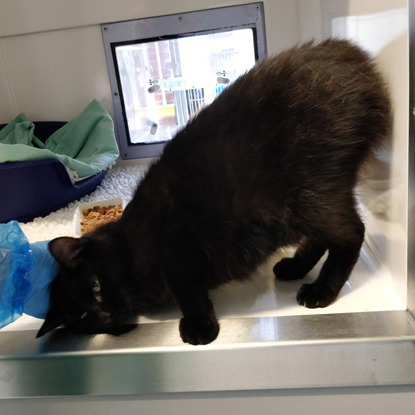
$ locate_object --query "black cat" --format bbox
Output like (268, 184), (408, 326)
(38, 39), (392, 344)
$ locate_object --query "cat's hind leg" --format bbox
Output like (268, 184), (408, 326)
(296, 210), (365, 308)
(273, 237), (326, 281)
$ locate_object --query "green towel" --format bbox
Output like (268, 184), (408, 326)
(0, 100), (119, 181)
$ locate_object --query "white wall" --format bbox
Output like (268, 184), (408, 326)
(0, 0), (300, 124)
(324, 0), (410, 303)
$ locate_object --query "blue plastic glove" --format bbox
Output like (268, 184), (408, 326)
(0, 221), (58, 328)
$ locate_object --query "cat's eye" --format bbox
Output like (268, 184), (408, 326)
(80, 312), (88, 320)
(92, 278), (101, 293)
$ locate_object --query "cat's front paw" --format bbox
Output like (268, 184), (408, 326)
(273, 257), (307, 281)
(179, 314), (220, 345)
(297, 283), (337, 308)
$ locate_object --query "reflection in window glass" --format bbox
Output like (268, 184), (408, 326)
(115, 29), (256, 144)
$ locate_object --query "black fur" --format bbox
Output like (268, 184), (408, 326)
(38, 39), (392, 344)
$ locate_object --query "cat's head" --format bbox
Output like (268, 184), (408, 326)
(37, 223), (139, 337)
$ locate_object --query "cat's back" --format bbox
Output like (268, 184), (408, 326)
(178, 39), (390, 148)
(157, 38), (391, 206)
(247, 38), (384, 98)
(240, 38), (390, 135)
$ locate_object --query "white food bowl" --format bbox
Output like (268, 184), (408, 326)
(73, 197), (125, 236)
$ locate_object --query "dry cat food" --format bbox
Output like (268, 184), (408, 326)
(80, 204), (123, 234)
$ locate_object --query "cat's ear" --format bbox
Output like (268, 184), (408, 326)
(36, 305), (64, 338)
(49, 237), (83, 268)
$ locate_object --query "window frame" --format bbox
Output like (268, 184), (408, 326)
(101, 2), (267, 159)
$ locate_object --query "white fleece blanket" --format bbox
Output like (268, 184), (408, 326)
(19, 164), (148, 243)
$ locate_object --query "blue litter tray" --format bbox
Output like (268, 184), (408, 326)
(0, 121), (107, 223)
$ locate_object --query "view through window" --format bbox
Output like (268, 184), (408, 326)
(115, 29), (256, 144)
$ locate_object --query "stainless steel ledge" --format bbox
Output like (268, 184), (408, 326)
(1, 310), (415, 398)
